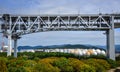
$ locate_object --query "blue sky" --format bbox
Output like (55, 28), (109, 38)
(0, 0), (120, 47)
(1, 0), (120, 14)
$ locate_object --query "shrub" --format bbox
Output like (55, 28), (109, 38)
(23, 60), (36, 67)
(52, 57), (74, 72)
(32, 62), (60, 72)
(0, 57), (8, 72)
(88, 55), (106, 59)
(17, 52), (77, 59)
(83, 59), (110, 72)
(7, 56), (15, 60)
(0, 52), (7, 57)
(8, 67), (17, 72)
(33, 57), (61, 72)
(116, 55), (120, 61)
(53, 57), (68, 67)
(8, 67), (27, 72)
(39, 57), (59, 64)
(69, 58), (96, 72)
(33, 57), (40, 62)
(7, 58), (25, 68)
(107, 59), (118, 68)
(96, 59), (110, 70)
(117, 60), (120, 66)
(0, 57), (8, 62)
(64, 66), (74, 72)
(79, 64), (95, 72)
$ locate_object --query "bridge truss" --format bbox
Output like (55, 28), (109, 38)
(0, 14), (120, 60)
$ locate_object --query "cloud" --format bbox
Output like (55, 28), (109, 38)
(0, 0), (120, 47)
(17, 28), (120, 46)
(0, 0), (120, 14)
(26, 0), (120, 14)
(1, 0), (120, 14)
(17, 31), (105, 46)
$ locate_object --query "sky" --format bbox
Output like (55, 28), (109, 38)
(0, 0), (120, 47)
(0, 0), (120, 14)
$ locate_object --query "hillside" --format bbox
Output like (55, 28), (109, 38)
(18, 44), (120, 52)
(96, 45), (120, 53)
(18, 44), (104, 51)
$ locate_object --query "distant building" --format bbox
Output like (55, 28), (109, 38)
(1, 45), (8, 52)
(19, 49), (35, 53)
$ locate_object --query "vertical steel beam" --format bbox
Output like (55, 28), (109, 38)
(14, 39), (17, 57)
(106, 16), (115, 60)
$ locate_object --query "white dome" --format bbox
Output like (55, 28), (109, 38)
(93, 51), (97, 55)
(101, 50), (106, 55)
(82, 50), (87, 55)
(96, 49), (101, 54)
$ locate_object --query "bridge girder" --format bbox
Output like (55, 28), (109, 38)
(1, 14), (116, 35)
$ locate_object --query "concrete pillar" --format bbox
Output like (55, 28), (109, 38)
(7, 34), (12, 56)
(106, 16), (115, 60)
(14, 39), (17, 57)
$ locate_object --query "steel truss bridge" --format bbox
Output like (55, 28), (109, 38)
(0, 14), (120, 60)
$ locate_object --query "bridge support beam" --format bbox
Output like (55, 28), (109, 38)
(106, 16), (115, 60)
(7, 34), (12, 56)
(14, 39), (17, 58)
(106, 29), (115, 60)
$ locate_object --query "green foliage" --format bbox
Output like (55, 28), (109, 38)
(116, 55), (120, 61)
(33, 57), (60, 72)
(23, 60), (36, 67)
(69, 58), (95, 72)
(96, 59), (111, 69)
(83, 59), (110, 72)
(0, 52), (7, 57)
(32, 62), (60, 72)
(7, 56), (15, 60)
(107, 59), (118, 68)
(53, 57), (68, 68)
(117, 60), (120, 66)
(0, 57), (8, 62)
(64, 66), (74, 72)
(7, 57), (26, 68)
(0, 52), (107, 60)
(8, 67), (27, 72)
(8, 67), (17, 72)
(79, 64), (96, 72)
(53, 57), (74, 72)
(33, 57), (40, 62)
(69, 58), (84, 72)
(0, 57), (8, 72)
(87, 55), (106, 59)
(18, 52), (77, 59)
(0, 52), (119, 72)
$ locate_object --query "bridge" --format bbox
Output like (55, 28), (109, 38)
(0, 14), (120, 60)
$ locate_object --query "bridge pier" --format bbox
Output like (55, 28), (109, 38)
(7, 34), (12, 56)
(106, 16), (115, 60)
(106, 29), (115, 60)
(12, 35), (21, 57)
(14, 39), (17, 58)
